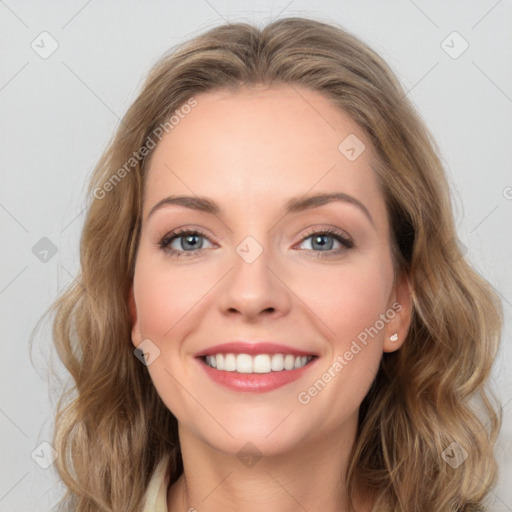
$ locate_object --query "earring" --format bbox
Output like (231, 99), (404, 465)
(389, 333), (398, 342)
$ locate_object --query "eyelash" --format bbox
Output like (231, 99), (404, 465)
(158, 226), (354, 259)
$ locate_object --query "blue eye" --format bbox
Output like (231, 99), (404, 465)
(298, 228), (354, 257)
(159, 228), (212, 258)
(158, 227), (354, 259)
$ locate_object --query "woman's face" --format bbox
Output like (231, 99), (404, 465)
(130, 84), (411, 457)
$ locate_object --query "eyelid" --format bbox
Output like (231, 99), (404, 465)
(298, 225), (353, 245)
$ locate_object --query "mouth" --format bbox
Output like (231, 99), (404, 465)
(200, 353), (316, 373)
(194, 343), (319, 392)
(195, 347), (318, 393)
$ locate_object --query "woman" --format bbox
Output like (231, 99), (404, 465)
(50, 17), (503, 512)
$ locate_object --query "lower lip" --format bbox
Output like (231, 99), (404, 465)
(196, 356), (318, 393)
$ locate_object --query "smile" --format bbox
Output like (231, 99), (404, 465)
(197, 353), (318, 393)
(204, 353), (314, 373)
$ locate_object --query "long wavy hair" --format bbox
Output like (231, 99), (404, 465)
(47, 16), (503, 512)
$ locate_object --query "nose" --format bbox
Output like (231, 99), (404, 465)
(216, 240), (292, 322)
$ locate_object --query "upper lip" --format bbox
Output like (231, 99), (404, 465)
(194, 342), (318, 358)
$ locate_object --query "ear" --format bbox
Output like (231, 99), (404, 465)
(128, 285), (141, 348)
(382, 272), (413, 353)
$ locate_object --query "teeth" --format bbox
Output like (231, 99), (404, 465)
(224, 353), (236, 371)
(271, 354), (284, 371)
(204, 353), (313, 373)
(284, 354), (295, 370)
(237, 354), (253, 373)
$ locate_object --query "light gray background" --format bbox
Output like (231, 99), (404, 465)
(1, 1), (511, 511)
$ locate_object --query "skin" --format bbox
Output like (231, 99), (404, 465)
(129, 84), (412, 512)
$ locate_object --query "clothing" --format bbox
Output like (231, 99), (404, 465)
(142, 456), (170, 512)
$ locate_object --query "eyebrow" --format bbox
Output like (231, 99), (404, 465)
(147, 192), (374, 226)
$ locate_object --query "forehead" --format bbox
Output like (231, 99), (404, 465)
(143, 84), (385, 223)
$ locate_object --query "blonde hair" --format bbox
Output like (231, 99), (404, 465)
(47, 17), (503, 511)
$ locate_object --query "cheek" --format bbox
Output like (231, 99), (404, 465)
(132, 258), (209, 414)
(293, 254), (393, 405)
(291, 266), (391, 420)
(297, 256), (393, 346)
(133, 256), (211, 339)
(133, 275), (177, 337)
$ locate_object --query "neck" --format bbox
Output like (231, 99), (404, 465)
(167, 415), (373, 512)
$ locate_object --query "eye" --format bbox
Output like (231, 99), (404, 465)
(297, 227), (354, 257)
(158, 226), (354, 259)
(158, 228), (213, 258)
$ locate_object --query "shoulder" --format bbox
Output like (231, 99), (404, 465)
(142, 455), (171, 512)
